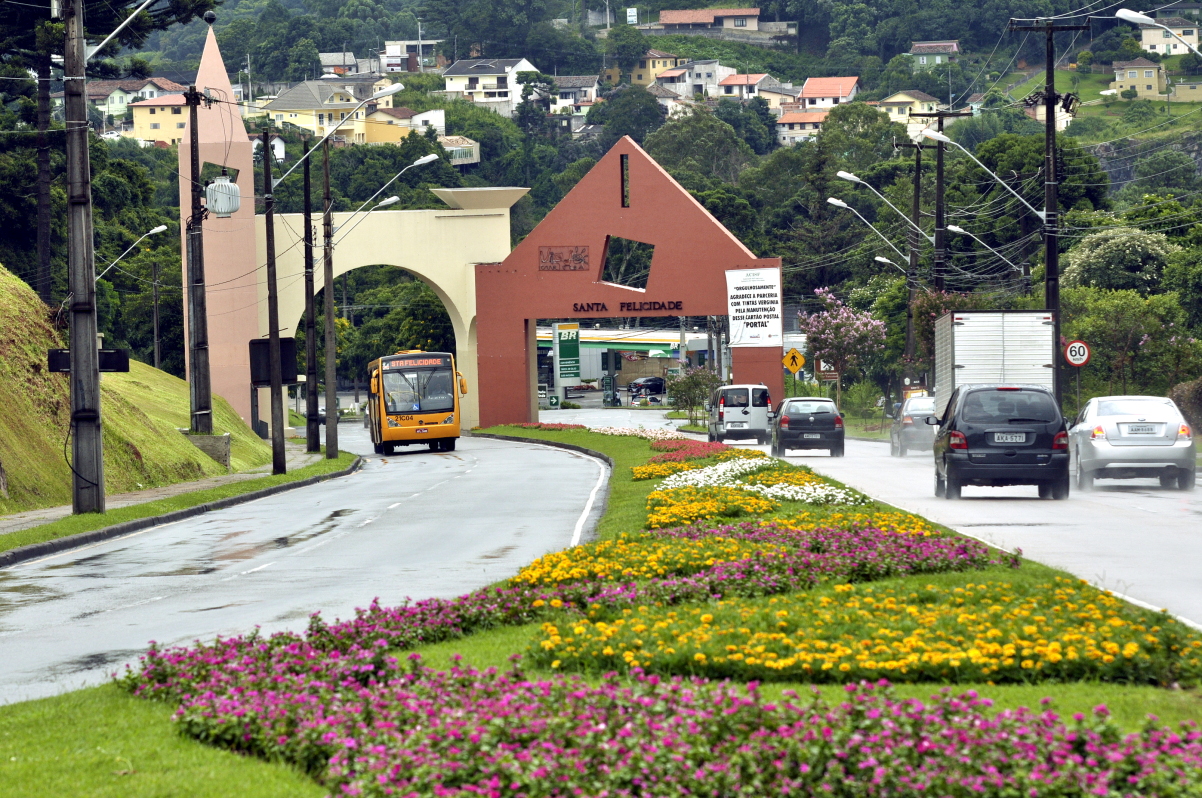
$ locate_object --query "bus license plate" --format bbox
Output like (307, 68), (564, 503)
(993, 432), (1025, 444)
(415, 428), (429, 434)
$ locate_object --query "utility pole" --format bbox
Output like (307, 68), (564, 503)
(910, 109), (972, 291)
(63, 0), (104, 512)
(152, 261), (160, 369)
(303, 137), (320, 453)
(262, 128), (286, 474)
(896, 141), (935, 381)
(1008, 18), (1088, 407)
(416, 18), (424, 73)
(36, 48), (52, 304)
(184, 84), (214, 434)
(322, 139), (339, 459)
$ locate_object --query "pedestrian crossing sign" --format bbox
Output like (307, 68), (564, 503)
(782, 348), (805, 374)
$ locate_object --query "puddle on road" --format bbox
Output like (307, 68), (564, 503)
(477, 545), (517, 561)
(50, 648), (146, 676)
(44, 549), (116, 574)
(0, 573), (62, 617)
(134, 509), (356, 578)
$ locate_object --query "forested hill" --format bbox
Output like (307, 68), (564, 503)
(140, 0), (1119, 84)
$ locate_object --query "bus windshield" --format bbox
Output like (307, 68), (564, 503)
(382, 368), (455, 414)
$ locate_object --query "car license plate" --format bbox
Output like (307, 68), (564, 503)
(415, 428), (429, 434)
(1127, 424), (1155, 434)
(727, 422), (746, 429)
(993, 432), (1025, 444)
(803, 433), (821, 439)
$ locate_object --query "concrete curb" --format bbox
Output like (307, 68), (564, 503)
(0, 457), (364, 570)
(470, 432), (612, 545)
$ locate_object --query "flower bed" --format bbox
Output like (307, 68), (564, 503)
(649, 459), (869, 516)
(507, 422), (588, 432)
(647, 485), (778, 528)
(132, 657), (1202, 798)
(587, 425), (688, 441)
(629, 460), (700, 480)
(532, 577), (1202, 684)
(646, 439), (729, 462)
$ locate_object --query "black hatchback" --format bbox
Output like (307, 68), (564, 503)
(770, 397), (845, 457)
(930, 384), (1069, 500)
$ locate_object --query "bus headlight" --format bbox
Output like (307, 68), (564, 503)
(387, 417), (401, 427)
(442, 415), (455, 424)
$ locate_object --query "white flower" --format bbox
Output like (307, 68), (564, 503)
(660, 459), (869, 506)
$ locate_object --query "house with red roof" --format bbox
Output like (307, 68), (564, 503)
(717, 73), (780, 99)
(776, 110), (828, 145)
(799, 76), (860, 108)
(659, 7), (761, 31)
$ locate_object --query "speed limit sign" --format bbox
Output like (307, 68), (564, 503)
(1064, 340), (1091, 367)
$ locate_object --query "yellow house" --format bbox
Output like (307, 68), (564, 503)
(877, 90), (941, 120)
(1110, 58), (1166, 99)
(364, 107), (446, 143)
(602, 49), (687, 86)
(126, 93), (188, 145)
(260, 78), (396, 143)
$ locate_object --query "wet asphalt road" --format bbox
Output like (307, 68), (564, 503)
(787, 439), (1202, 628)
(0, 426), (605, 704)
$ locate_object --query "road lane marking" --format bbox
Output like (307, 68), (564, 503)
(569, 453), (608, 547)
(388, 503), (401, 509)
(243, 562), (275, 574)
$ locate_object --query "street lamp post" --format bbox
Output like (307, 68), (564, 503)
(920, 131), (1045, 220)
(825, 198), (906, 260)
(95, 225), (168, 281)
(836, 171), (934, 243)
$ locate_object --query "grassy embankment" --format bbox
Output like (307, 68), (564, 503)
(0, 265), (271, 517)
(3, 427), (1201, 795)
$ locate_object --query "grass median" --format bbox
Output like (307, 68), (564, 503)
(0, 451), (358, 557)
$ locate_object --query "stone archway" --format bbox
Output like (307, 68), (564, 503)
(475, 137), (784, 427)
(261, 187), (527, 429)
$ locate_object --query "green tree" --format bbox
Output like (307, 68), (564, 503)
(667, 367), (723, 424)
(644, 106), (755, 184)
(814, 102), (906, 174)
(605, 24), (646, 82)
(1062, 228), (1179, 293)
(589, 85), (664, 145)
(286, 37), (321, 81)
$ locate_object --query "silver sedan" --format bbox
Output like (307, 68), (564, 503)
(1069, 395), (1196, 490)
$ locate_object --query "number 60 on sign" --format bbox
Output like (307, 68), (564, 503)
(1064, 340), (1090, 367)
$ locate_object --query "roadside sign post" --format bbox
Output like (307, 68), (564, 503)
(553, 322), (580, 407)
(782, 348), (805, 375)
(1064, 339), (1090, 413)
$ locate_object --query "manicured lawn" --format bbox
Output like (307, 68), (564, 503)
(0, 452), (357, 556)
(0, 685), (324, 798)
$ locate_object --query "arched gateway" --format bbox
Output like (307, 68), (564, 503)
(475, 138), (784, 427)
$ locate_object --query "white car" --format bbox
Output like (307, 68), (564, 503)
(1069, 395), (1195, 490)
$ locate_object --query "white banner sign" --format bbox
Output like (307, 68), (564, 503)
(726, 267), (783, 348)
(627, 7), (638, 24)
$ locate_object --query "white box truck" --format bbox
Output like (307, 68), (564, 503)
(933, 310), (1056, 416)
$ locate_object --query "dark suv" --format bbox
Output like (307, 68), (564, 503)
(929, 384), (1070, 500)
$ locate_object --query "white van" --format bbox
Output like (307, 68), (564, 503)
(706, 384), (773, 444)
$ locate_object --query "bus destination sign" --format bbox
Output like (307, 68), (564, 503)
(384, 355), (450, 370)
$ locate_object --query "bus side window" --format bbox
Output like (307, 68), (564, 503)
(457, 371), (469, 396)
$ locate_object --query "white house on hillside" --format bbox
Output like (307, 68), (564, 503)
(442, 58), (539, 118)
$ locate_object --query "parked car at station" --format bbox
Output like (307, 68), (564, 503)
(627, 376), (665, 395)
(931, 384), (1069, 500)
(770, 396), (845, 457)
(1068, 395), (1195, 491)
(706, 384), (773, 444)
(890, 395), (937, 456)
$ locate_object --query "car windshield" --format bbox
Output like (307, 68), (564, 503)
(786, 401), (834, 414)
(960, 390), (1058, 425)
(1097, 399), (1175, 417)
(723, 389), (749, 407)
(382, 368), (455, 414)
(905, 398), (936, 414)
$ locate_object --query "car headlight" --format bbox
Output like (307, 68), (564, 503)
(443, 414), (455, 424)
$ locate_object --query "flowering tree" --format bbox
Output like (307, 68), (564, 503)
(797, 288), (887, 406)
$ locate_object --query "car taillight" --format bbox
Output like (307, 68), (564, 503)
(780, 414), (790, 427)
(1090, 425), (1106, 440)
(1053, 431), (1068, 450)
(1179, 423), (1193, 441)
(949, 431), (967, 449)
(718, 397), (724, 421)
(834, 415), (844, 429)
(902, 415), (913, 426)
(997, 386), (1021, 391)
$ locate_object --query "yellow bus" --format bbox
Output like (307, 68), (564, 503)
(367, 350), (468, 454)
